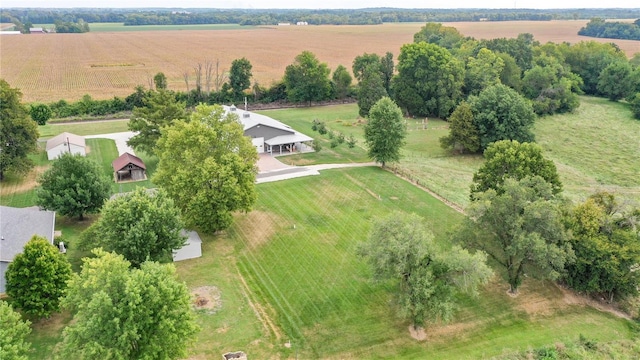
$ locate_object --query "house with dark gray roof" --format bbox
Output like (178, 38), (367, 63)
(0, 206), (56, 293)
(224, 105), (314, 155)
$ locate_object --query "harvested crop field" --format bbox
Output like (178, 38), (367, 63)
(1, 21), (638, 102)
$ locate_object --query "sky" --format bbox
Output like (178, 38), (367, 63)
(2, 0), (639, 10)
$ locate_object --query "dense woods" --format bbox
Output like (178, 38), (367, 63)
(579, 18), (640, 41)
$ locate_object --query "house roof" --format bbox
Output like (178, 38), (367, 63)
(264, 133), (314, 146)
(46, 132), (86, 151)
(112, 152), (146, 172)
(0, 206), (56, 262)
(223, 105), (294, 134)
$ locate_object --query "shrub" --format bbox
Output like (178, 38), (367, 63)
(29, 103), (52, 125)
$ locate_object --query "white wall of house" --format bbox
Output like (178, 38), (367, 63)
(47, 143), (85, 160)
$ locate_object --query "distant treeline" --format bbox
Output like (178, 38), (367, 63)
(2, 8), (640, 27)
(579, 18), (640, 41)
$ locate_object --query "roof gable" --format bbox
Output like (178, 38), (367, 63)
(0, 206), (56, 262)
(46, 132), (86, 151)
(112, 152), (146, 172)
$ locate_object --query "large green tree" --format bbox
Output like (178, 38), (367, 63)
(392, 42), (465, 118)
(457, 176), (573, 294)
(470, 83), (536, 150)
(563, 40), (626, 95)
(332, 64), (353, 101)
(283, 51), (331, 105)
(153, 104), (258, 233)
(82, 188), (185, 267)
(229, 57), (253, 101)
(0, 79), (39, 181)
(5, 236), (72, 318)
(522, 60), (581, 116)
(29, 103), (52, 125)
(0, 301), (32, 360)
(597, 60), (636, 101)
(352, 53), (381, 82)
(413, 22), (466, 50)
(363, 97), (406, 167)
(359, 212), (491, 329)
(127, 89), (187, 155)
(471, 140), (562, 198)
(60, 249), (198, 360)
(439, 101), (480, 153)
(564, 193), (640, 302)
(357, 64), (388, 117)
(464, 48), (504, 96)
(36, 153), (111, 220)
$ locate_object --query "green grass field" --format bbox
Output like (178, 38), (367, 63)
(185, 167), (635, 359)
(38, 120), (130, 138)
(264, 97), (640, 209)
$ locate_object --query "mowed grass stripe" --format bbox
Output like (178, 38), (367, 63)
(234, 167), (464, 355)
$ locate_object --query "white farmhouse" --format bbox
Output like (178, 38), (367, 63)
(46, 132), (86, 160)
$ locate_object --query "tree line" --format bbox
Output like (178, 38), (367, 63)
(3, 8), (640, 27)
(579, 18), (640, 41)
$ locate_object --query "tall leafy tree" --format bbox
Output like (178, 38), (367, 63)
(439, 101), (480, 153)
(597, 60), (635, 101)
(563, 40), (626, 95)
(497, 52), (522, 91)
(392, 42), (465, 118)
(283, 51), (331, 105)
(457, 176), (573, 294)
(464, 48), (504, 96)
(380, 52), (394, 95)
(36, 153), (111, 220)
(82, 188), (185, 267)
(359, 212), (491, 329)
(229, 57), (253, 101)
(413, 22), (466, 50)
(331, 64), (352, 101)
(0, 79), (39, 181)
(352, 53), (381, 82)
(471, 140), (561, 198)
(0, 301), (32, 360)
(564, 193), (640, 302)
(5, 236), (72, 318)
(153, 72), (167, 90)
(29, 103), (52, 125)
(357, 64), (387, 117)
(153, 104), (257, 233)
(127, 89), (187, 155)
(363, 97), (406, 167)
(470, 84), (536, 150)
(60, 250), (198, 360)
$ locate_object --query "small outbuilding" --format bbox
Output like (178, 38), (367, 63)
(172, 230), (203, 262)
(46, 132), (86, 160)
(112, 152), (146, 182)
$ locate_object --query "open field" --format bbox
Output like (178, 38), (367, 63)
(263, 96), (640, 209)
(29, 22), (255, 32)
(2, 21), (638, 103)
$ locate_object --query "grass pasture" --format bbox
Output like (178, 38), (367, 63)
(199, 167), (635, 359)
(3, 21), (638, 103)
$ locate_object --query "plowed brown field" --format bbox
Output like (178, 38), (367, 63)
(1, 21), (638, 102)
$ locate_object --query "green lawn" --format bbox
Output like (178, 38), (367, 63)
(198, 167), (635, 359)
(264, 97), (640, 209)
(39, 120), (130, 138)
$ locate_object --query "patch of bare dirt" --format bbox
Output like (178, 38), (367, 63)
(191, 286), (222, 314)
(556, 285), (633, 320)
(234, 211), (283, 249)
(408, 325), (427, 341)
(236, 267), (283, 340)
(0, 165), (49, 195)
(422, 320), (482, 343)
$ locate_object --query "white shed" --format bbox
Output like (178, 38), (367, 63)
(46, 132), (86, 160)
(173, 230), (202, 262)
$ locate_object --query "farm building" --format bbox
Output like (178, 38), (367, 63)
(172, 230), (202, 262)
(112, 152), (146, 182)
(224, 105), (314, 155)
(46, 132), (86, 160)
(0, 206), (56, 293)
